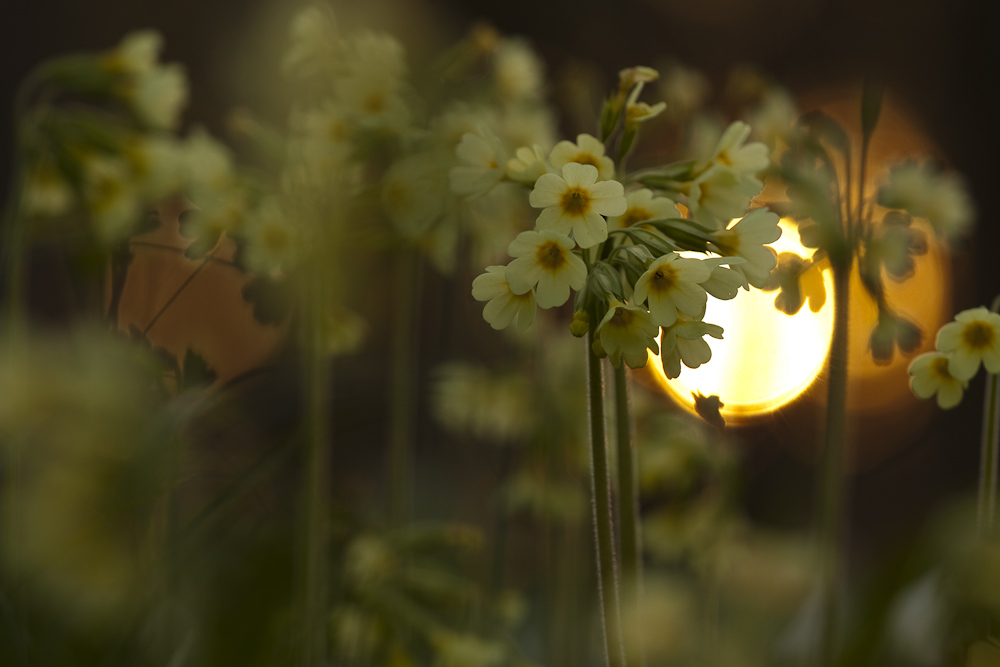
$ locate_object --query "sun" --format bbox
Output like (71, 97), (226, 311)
(645, 219), (834, 420)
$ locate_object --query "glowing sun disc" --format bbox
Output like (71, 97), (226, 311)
(647, 220), (834, 419)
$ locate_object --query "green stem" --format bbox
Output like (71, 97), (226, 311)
(817, 255), (852, 667)
(587, 332), (626, 667)
(389, 245), (421, 526)
(613, 364), (642, 667)
(298, 271), (331, 667)
(978, 295), (1000, 537)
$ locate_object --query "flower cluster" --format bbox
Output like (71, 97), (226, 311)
(909, 307), (1000, 409)
(469, 66), (780, 378)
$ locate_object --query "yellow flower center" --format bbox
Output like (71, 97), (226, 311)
(963, 321), (996, 350)
(364, 92), (386, 114)
(560, 186), (591, 217)
(536, 241), (567, 271)
(620, 207), (650, 227)
(609, 306), (636, 330)
(650, 263), (678, 292)
(931, 355), (952, 379)
(718, 151), (733, 167)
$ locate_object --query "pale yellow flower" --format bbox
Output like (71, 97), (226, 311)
(686, 164), (763, 229)
(608, 188), (678, 230)
(706, 120), (770, 175)
(472, 265), (536, 331)
(908, 352), (966, 409)
(594, 300), (660, 368)
(22, 160), (74, 218)
(493, 38), (544, 102)
(633, 253), (712, 327)
(383, 152), (451, 238)
(529, 162), (626, 249)
(81, 154), (142, 243)
(709, 208), (781, 288)
(505, 230), (586, 308)
(660, 318), (724, 379)
(132, 63), (187, 130)
(936, 307), (1000, 381)
(505, 144), (549, 185)
(450, 128), (507, 198)
(547, 133), (616, 181)
(242, 197), (297, 273)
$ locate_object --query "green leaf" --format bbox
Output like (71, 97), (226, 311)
(241, 273), (293, 326)
(180, 348), (217, 390)
(861, 79), (884, 141)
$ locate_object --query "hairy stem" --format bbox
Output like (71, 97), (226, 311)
(978, 295), (1000, 537)
(298, 270), (331, 667)
(817, 255), (852, 667)
(613, 364), (642, 667)
(389, 245), (421, 525)
(587, 332), (626, 667)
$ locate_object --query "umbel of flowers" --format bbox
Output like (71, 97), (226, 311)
(464, 65), (778, 667)
(467, 67), (779, 379)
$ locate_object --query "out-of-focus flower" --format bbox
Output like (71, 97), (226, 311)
(593, 300), (660, 368)
(704, 120), (770, 175)
(81, 153), (143, 243)
(505, 144), (548, 184)
(471, 265), (536, 331)
(878, 161), (974, 239)
(909, 352), (967, 409)
(492, 38), (544, 102)
(131, 63), (187, 131)
(548, 133), (616, 181)
(657, 60), (708, 120)
(529, 162), (626, 249)
(633, 253), (711, 327)
(382, 152), (451, 238)
(0, 329), (168, 629)
(747, 87), (799, 148)
(22, 159), (74, 218)
(709, 208), (781, 288)
(242, 197), (297, 273)
(497, 103), (556, 153)
(104, 30), (162, 75)
(936, 307), (1000, 381)
(432, 631), (506, 667)
(283, 6), (342, 77)
(432, 362), (535, 441)
(505, 229), (586, 308)
(450, 128), (507, 199)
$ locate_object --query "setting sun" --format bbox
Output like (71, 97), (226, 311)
(646, 220), (834, 419)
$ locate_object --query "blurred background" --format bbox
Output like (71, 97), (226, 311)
(2, 0), (999, 659)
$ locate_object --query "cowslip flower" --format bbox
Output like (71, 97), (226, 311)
(529, 163), (626, 249)
(505, 145), (549, 185)
(548, 133), (616, 181)
(908, 352), (966, 409)
(608, 188), (677, 230)
(493, 38), (545, 102)
(242, 197), (297, 273)
(450, 128), (507, 198)
(131, 64), (188, 131)
(705, 120), (770, 175)
(880, 162), (974, 239)
(505, 230), (586, 309)
(709, 208), (781, 288)
(686, 164), (763, 230)
(660, 318), (724, 379)
(632, 253), (712, 327)
(472, 265), (536, 331)
(936, 307), (1000, 381)
(383, 152), (450, 238)
(593, 300), (659, 369)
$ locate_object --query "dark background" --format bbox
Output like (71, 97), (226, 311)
(3, 0), (999, 584)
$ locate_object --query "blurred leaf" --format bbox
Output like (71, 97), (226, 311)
(241, 273), (293, 326)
